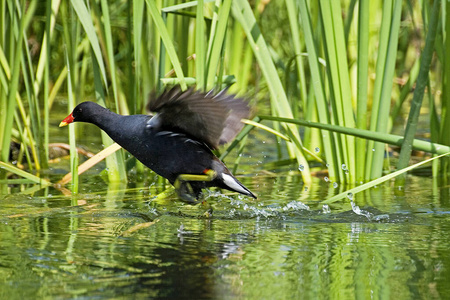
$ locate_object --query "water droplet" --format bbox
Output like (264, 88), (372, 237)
(372, 148), (375, 151)
(283, 201), (310, 211)
(315, 147), (320, 153)
(350, 200), (374, 220)
(322, 204), (331, 213)
(298, 164), (305, 172)
(350, 200), (360, 213)
(347, 192), (353, 200)
(304, 186), (308, 191)
(324, 176), (329, 182)
(326, 163), (330, 168)
(374, 214), (389, 221)
(333, 182), (338, 188)
(341, 164), (347, 171)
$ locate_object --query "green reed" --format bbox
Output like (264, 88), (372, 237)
(0, 0), (447, 195)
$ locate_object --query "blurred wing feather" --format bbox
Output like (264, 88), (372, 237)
(147, 86), (251, 149)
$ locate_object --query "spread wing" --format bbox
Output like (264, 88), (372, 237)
(147, 86), (251, 149)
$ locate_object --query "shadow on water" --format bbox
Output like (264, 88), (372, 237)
(1, 171), (450, 298)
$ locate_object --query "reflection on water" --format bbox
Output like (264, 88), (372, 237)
(0, 174), (450, 298)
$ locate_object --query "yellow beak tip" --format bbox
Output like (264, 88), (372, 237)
(59, 121), (68, 127)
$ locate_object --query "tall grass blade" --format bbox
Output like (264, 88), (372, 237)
(298, 0), (337, 180)
(206, 0), (232, 90)
(41, 0), (61, 168)
(21, 12), (42, 171)
(133, 0), (145, 113)
(356, 0), (369, 182)
(320, 0), (356, 181)
(396, 0), (441, 177)
(439, 0), (450, 175)
(147, 0), (187, 90)
(285, 0), (307, 108)
(70, 0), (108, 88)
(100, 0), (120, 110)
(228, 17), (253, 93)
(367, 0), (402, 179)
(232, 0), (311, 184)
(195, 0), (205, 89)
(65, 48), (79, 194)
(0, 1), (36, 164)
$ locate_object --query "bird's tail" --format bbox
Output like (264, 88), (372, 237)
(220, 173), (257, 199)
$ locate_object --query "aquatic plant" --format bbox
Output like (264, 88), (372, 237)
(0, 0), (447, 198)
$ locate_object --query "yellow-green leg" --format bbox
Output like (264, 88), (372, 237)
(173, 169), (217, 203)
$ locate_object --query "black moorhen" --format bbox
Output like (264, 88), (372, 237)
(60, 86), (256, 203)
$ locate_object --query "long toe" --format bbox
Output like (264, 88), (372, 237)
(177, 192), (201, 204)
(175, 182), (201, 204)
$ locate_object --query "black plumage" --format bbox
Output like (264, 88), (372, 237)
(60, 86), (256, 202)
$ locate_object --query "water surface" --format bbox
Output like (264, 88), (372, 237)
(1, 173), (449, 299)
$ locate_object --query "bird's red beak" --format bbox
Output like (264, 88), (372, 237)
(59, 113), (74, 127)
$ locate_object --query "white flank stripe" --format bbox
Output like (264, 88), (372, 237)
(222, 174), (248, 195)
(154, 131), (173, 137)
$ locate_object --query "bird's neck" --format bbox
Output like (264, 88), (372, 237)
(84, 109), (127, 143)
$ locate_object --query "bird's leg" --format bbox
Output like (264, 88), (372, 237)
(174, 179), (197, 203)
(174, 169), (217, 203)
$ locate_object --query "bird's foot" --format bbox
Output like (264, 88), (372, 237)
(174, 169), (217, 204)
(178, 190), (200, 204)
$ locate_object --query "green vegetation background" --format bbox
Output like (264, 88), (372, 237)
(0, 0), (448, 195)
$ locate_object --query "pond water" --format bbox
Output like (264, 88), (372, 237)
(1, 110), (449, 298)
(1, 171), (449, 299)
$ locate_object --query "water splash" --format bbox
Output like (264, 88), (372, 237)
(283, 201), (310, 211)
(350, 200), (390, 221)
(230, 199), (246, 208)
(350, 200), (373, 219)
(177, 224), (193, 235)
(373, 214), (389, 221)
